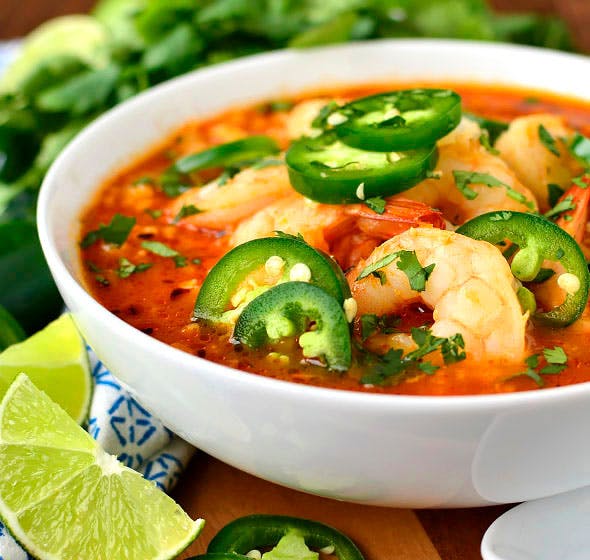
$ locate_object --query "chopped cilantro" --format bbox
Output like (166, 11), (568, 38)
(80, 214), (136, 248)
(543, 346), (567, 364)
(572, 175), (588, 189)
(538, 124), (560, 157)
(547, 183), (565, 207)
(173, 204), (202, 223)
(359, 327), (465, 386)
(360, 313), (400, 340)
(116, 257), (153, 278)
(132, 176), (155, 186)
(144, 208), (163, 219)
(479, 132), (499, 155)
(141, 240), (188, 268)
(85, 261), (102, 273)
(396, 251), (435, 292)
(569, 133), (590, 168)
(95, 275), (110, 287)
(274, 230), (305, 241)
(365, 196), (386, 214)
(357, 251), (434, 292)
(453, 171), (535, 209)
(544, 195), (576, 220)
(257, 100), (295, 113)
(509, 347), (568, 387)
(192, 258), (202, 265)
(357, 254), (399, 281)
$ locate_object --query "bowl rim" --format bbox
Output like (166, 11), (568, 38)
(38, 38), (590, 412)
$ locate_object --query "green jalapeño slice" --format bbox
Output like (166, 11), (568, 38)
(457, 211), (590, 327)
(286, 132), (437, 204)
(315, 89), (462, 152)
(233, 282), (352, 371)
(193, 236), (350, 324)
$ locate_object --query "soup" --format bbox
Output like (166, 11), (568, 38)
(79, 83), (590, 396)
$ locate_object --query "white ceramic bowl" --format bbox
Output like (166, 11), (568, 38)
(38, 40), (590, 508)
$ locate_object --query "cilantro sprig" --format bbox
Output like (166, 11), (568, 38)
(538, 124), (561, 157)
(116, 258), (153, 278)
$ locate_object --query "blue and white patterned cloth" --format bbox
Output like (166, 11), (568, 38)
(0, 348), (195, 559)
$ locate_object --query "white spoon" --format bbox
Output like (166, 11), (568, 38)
(481, 485), (590, 560)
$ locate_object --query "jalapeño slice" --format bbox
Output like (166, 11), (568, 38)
(457, 211), (590, 327)
(286, 132), (437, 204)
(193, 236), (350, 324)
(316, 89), (462, 152)
(233, 282), (352, 371)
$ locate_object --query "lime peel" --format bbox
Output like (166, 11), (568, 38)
(0, 374), (204, 560)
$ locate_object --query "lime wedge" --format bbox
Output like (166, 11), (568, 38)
(0, 374), (204, 559)
(0, 15), (109, 92)
(0, 314), (91, 424)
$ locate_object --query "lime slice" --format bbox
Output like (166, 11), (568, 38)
(0, 314), (91, 424)
(0, 374), (204, 559)
(0, 15), (109, 92)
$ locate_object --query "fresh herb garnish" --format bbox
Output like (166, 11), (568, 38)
(452, 170), (535, 210)
(173, 204), (202, 223)
(360, 327), (465, 385)
(479, 131), (499, 155)
(80, 214), (136, 248)
(144, 208), (162, 219)
(257, 100), (295, 113)
(365, 196), (386, 214)
(548, 183), (565, 207)
(192, 258), (202, 265)
(357, 250), (434, 292)
(360, 313), (400, 340)
(572, 175), (588, 189)
(133, 176), (156, 186)
(141, 241), (188, 268)
(95, 275), (110, 287)
(116, 257), (153, 278)
(509, 346), (568, 387)
(538, 124), (560, 157)
(568, 133), (590, 168)
(85, 261), (102, 273)
(544, 195), (576, 220)
(274, 230), (305, 241)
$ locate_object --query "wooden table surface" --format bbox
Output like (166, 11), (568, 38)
(2, 1), (588, 558)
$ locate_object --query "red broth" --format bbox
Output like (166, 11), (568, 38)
(79, 83), (590, 396)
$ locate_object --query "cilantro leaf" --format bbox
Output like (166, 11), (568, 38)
(453, 170), (534, 209)
(356, 253), (399, 281)
(538, 124), (560, 157)
(543, 346), (567, 364)
(81, 214), (136, 248)
(173, 204), (202, 223)
(144, 208), (162, 219)
(116, 257), (153, 278)
(544, 195), (575, 220)
(141, 240), (188, 268)
(547, 183), (565, 207)
(418, 362), (439, 375)
(396, 251), (435, 292)
(360, 313), (400, 341)
(569, 133), (590, 168)
(479, 131), (499, 155)
(365, 196), (386, 214)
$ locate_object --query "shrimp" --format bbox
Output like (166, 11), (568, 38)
(400, 118), (538, 224)
(286, 98), (347, 139)
(348, 228), (527, 361)
(166, 163), (292, 229)
(230, 194), (445, 269)
(495, 114), (583, 211)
